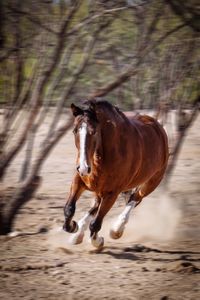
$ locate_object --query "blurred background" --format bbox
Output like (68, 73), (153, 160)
(0, 1), (199, 299)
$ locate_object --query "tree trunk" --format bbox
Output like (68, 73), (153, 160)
(164, 95), (199, 185)
(0, 175), (41, 235)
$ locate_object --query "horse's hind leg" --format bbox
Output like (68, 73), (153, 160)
(110, 194), (137, 239)
(70, 196), (101, 245)
(110, 169), (166, 239)
(133, 169), (166, 205)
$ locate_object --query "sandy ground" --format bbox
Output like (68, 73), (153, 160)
(0, 111), (200, 300)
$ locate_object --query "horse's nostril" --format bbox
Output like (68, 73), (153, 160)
(88, 167), (91, 174)
(77, 166), (80, 172)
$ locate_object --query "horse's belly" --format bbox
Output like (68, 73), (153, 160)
(82, 143), (167, 193)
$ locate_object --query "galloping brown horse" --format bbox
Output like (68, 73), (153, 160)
(63, 100), (169, 248)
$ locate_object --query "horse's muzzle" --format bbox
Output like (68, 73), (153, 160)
(77, 165), (91, 176)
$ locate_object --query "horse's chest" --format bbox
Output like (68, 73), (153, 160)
(81, 174), (99, 191)
(82, 169), (122, 193)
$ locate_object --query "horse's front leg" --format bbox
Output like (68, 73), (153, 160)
(63, 175), (85, 233)
(70, 196), (101, 245)
(89, 192), (118, 249)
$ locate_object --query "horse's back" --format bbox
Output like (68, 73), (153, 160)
(125, 112), (168, 147)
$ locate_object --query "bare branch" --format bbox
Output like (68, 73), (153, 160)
(44, 19), (113, 144)
(0, 1), (82, 180)
(88, 21), (188, 99)
(29, 116), (74, 179)
(67, 6), (128, 37)
(0, 47), (16, 63)
(165, 0), (200, 32)
(0, 33), (48, 149)
(6, 5), (58, 35)
(164, 94), (200, 185)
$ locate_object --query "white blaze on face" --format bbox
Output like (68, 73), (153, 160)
(79, 122), (90, 176)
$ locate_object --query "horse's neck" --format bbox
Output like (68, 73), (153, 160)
(92, 130), (102, 168)
(99, 109), (120, 128)
(95, 113), (120, 159)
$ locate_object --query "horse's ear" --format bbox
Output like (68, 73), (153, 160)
(88, 99), (97, 112)
(71, 103), (83, 117)
(82, 99), (97, 112)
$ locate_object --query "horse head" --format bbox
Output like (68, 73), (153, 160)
(71, 103), (99, 176)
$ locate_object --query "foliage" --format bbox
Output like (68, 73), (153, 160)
(0, 1), (199, 108)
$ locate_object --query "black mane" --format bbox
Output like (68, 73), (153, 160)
(94, 100), (115, 111)
(93, 99), (127, 121)
(82, 99), (126, 122)
(86, 99), (120, 114)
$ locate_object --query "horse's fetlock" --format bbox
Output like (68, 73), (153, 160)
(89, 219), (102, 236)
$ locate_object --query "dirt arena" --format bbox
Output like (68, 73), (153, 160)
(0, 112), (199, 300)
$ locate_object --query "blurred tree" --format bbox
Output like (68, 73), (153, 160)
(0, 1), (5, 49)
(165, 0), (200, 33)
(0, 0), (118, 234)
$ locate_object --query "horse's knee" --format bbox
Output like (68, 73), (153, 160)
(89, 218), (102, 236)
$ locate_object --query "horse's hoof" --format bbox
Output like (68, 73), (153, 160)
(63, 222), (68, 232)
(91, 236), (104, 249)
(70, 220), (78, 233)
(110, 229), (123, 239)
(63, 220), (78, 233)
(70, 233), (84, 245)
